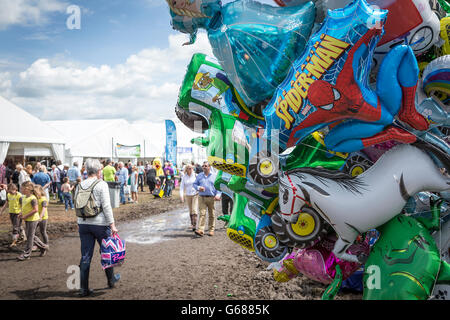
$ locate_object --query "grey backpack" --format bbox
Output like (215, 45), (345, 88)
(74, 180), (102, 220)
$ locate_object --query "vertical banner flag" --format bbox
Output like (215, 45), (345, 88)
(165, 120), (177, 164)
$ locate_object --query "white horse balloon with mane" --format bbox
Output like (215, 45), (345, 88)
(278, 143), (450, 263)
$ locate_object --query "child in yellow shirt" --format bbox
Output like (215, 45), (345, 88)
(34, 184), (49, 256)
(0, 183), (25, 247)
(17, 182), (48, 261)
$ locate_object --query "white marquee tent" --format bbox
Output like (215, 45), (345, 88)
(45, 119), (157, 165)
(0, 96), (66, 164)
(132, 119), (207, 166)
(46, 118), (206, 167)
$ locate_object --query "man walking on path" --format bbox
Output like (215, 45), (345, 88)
(117, 162), (129, 205)
(193, 161), (221, 237)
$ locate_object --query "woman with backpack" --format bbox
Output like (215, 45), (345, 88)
(74, 158), (120, 297)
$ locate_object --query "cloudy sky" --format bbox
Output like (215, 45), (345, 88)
(0, 0), (218, 123)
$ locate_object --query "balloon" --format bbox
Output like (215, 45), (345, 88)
(168, 0), (316, 107)
(372, 0), (441, 68)
(167, 0), (222, 44)
(363, 199), (450, 300)
(254, 213), (289, 262)
(225, 193), (261, 252)
(422, 55), (450, 105)
(292, 235), (370, 284)
(264, 0), (435, 154)
(278, 144), (450, 263)
(281, 133), (348, 171)
(176, 53), (262, 128)
(431, 218), (450, 300)
(442, 17), (450, 56)
(271, 232), (375, 299)
(215, 170), (278, 210)
(416, 96), (450, 128)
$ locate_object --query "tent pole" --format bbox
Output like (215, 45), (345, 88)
(112, 137), (113, 161)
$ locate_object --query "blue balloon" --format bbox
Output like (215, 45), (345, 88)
(167, 0), (316, 107)
(263, 0), (388, 152)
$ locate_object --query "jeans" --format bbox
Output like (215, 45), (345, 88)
(120, 183), (125, 204)
(52, 182), (63, 202)
(78, 224), (116, 292)
(63, 192), (74, 210)
(138, 174), (144, 192)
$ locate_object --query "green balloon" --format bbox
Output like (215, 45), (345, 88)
(363, 199), (450, 300)
(282, 134), (347, 171)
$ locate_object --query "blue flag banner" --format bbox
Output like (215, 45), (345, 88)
(165, 120), (177, 164)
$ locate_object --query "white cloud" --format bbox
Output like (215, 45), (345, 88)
(4, 32), (214, 122)
(0, 0), (68, 30)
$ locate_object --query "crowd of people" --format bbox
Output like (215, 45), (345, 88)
(0, 157), (233, 296)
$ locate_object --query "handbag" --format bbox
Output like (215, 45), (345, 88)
(100, 233), (126, 270)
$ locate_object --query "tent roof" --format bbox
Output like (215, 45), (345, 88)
(0, 96), (65, 144)
(46, 119), (152, 158)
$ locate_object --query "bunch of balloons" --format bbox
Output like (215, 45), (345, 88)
(167, 0), (450, 299)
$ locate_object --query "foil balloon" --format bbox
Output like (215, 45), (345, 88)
(272, 233), (373, 299)
(442, 17), (450, 56)
(431, 217), (450, 300)
(281, 133), (348, 171)
(264, 0), (432, 154)
(215, 170), (278, 210)
(224, 193), (261, 252)
(167, 0), (316, 107)
(254, 213), (289, 262)
(167, 0), (222, 45)
(363, 199), (450, 300)
(372, 0), (441, 68)
(293, 235), (370, 284)
(176, 53), (262, 130)
(277, 144), (450, 263)
(422, 55), (450, 105)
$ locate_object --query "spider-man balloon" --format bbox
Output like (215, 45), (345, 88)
(263, 0), (429, 153)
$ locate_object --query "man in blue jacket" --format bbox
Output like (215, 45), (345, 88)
(193, 161), (221, 237)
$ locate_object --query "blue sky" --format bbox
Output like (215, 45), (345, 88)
(0, 0), (278, 123)
(0, 0), (175, 71)
(0, 0), (215, 122)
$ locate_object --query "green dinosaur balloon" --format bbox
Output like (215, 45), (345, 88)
(363, 199), (450, 300)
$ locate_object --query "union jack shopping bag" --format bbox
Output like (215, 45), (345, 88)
(100, 233), (126, 270)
